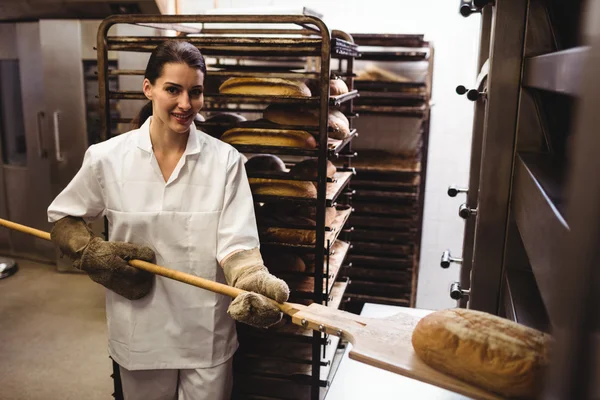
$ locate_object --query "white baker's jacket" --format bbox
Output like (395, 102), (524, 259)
(47, 117), (259, 370)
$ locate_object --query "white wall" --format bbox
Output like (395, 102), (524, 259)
(180, 0), (481, 310)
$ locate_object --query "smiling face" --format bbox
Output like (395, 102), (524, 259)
(142, 62), (205, 135)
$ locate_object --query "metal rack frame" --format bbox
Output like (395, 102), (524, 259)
(343, 33), (434, 309)
(97, 14), (358, 400)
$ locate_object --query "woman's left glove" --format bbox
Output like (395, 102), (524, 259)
(221, 248), (290, 328)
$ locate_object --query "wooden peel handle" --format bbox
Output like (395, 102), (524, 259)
(0, 217), (245, 299)
(129, 259), (244, 299)
(0, 217), (302, 315)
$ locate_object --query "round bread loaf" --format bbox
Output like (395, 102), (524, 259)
(412, 308), (552, 398)
(263, 105), (350, 140)
(262, 251), (306, 273)
(330, 77), (349, 96)
(219, 77), (312, 97)
(221, 127), (317, 149)
(201, 113), (246, 139)
(289, 159), (337, 180)
(245, 154), (286, 173)
(249, 178), (318, 199)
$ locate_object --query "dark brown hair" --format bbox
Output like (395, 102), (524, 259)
(132, 40), (207, 129)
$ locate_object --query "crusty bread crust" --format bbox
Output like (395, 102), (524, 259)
(329, 78), (349, 96)
(249, 178), (317, 199)
(259, 227), (316, 245)
(221, 128), (317, 149)
(219, 77), (312, 97)
(411, 308), (552, 398)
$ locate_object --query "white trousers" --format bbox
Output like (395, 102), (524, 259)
(119, 359), (233, 400)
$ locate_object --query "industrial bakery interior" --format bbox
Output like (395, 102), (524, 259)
(0, 0), (597, 399)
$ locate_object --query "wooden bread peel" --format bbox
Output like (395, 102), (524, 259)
(0, 217), (502, 400)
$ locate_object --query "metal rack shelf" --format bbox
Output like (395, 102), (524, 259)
(357, 50), (429, 61)
(351, 33), (427, 48)
(354, 104), (428, 117)
(349, 215), (418, 230)
(108, 90), (360, 105)
(354, 80), (426, 92)
(347, 253), (414, 270)
(108, 68), (322, 79)
(346, 241), (412, 257)
(345, 293), (410, 307)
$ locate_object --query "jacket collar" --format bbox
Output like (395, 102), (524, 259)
(136, 116), (204, 156)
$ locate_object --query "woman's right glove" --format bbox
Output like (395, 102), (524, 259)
(50, 216), (155, 300)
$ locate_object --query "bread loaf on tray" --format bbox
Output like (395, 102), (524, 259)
(412, 308), (552, 399)
(330, 77), (349, 96)
(219, 77), (312, 97)
(263, 105), (350, 140)
(221, 127), (317, 149)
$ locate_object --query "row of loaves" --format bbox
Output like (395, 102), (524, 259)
(201, 77), (352, 147)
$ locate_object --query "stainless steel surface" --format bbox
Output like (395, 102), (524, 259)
(440, 249), (463, 269)
(449, 282), (470, 300)
(52, 111), (64, 163)
(475, 58), (490, 90)
(8, 22), (55, 260)
(39, 20), (89, 197)
(522, 46), (588, 96)
(0, 21), (90, 263)
(35, 111), (47, 159)
(458, 203), (477, 219)
(542, 14), (600, 398)
(468, 0), (529, 314)
(0, 257), (18, 279)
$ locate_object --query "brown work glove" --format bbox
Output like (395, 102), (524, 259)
(222, 248), (290, 328)
(51, 216), (155, 300)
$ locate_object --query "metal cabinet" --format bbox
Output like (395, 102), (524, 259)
(0, 20), (89, 263)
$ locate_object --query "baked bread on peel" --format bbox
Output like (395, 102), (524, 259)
(412, 308), (552, 398)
